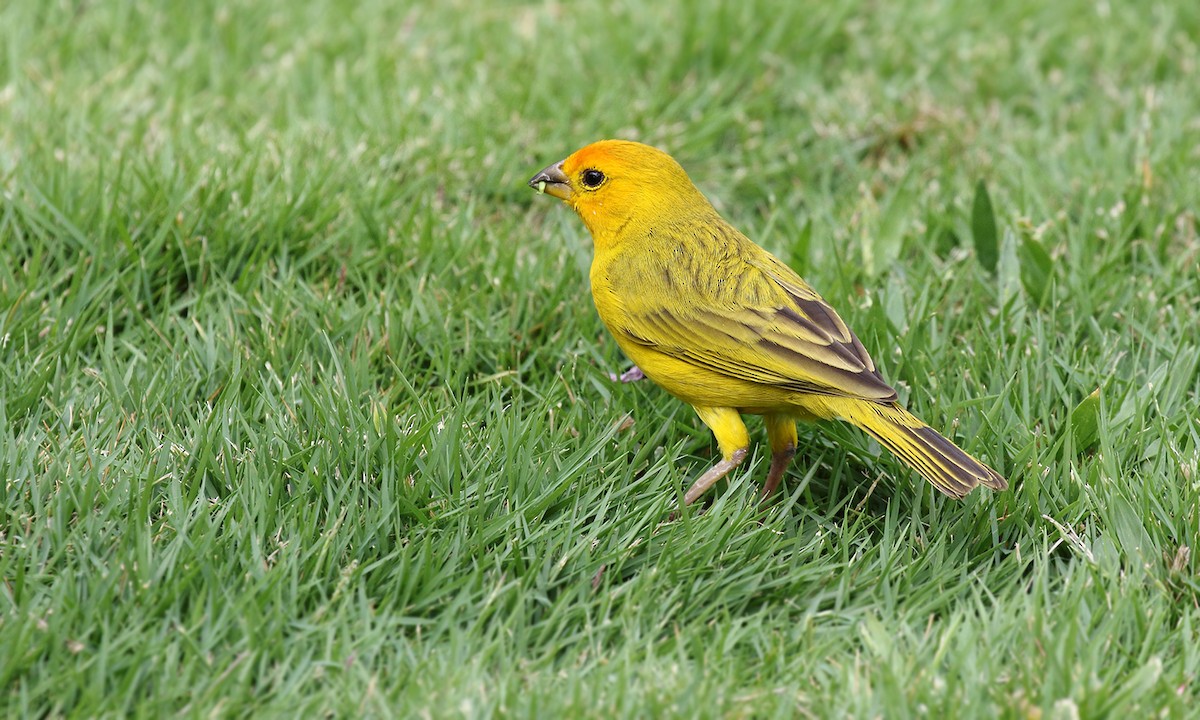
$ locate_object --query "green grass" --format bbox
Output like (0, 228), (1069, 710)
(2, 0), (1199, 716)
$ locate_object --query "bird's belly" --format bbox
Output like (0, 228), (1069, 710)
(617, 342), (827, 418)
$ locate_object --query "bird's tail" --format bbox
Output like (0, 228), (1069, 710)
(834, 399), (1007, 498)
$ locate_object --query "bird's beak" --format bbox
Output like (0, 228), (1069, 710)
(528, 160), (572, 201)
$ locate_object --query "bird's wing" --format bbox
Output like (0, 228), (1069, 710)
(612, 250), (898, 403)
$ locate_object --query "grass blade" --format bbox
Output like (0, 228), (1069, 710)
(971, 179), (999, 273)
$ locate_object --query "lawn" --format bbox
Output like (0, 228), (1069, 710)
(2, 0), (1199, 716)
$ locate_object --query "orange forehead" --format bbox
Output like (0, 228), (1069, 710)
(563, 140), (623, 174)
(562, 139), (670, 176)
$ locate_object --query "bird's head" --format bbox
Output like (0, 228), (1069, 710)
(528, 140), (710, 245)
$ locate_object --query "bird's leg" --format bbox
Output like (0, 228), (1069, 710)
(761, 447), (795, 499)
(761, 414), (798, 500)
(685, 406), (751, 505)
(684, 448), (749, 504)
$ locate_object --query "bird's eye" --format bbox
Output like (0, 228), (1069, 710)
(581, 169), (605, 188)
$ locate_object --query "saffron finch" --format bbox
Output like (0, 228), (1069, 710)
(529, 140), (1007, 504)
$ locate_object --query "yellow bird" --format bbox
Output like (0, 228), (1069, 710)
(529, 140), (1007, 504)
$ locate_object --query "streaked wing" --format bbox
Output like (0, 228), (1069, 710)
(614, 249), (898, 403)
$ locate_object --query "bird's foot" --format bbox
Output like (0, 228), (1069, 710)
(609, 365), (646, 383)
